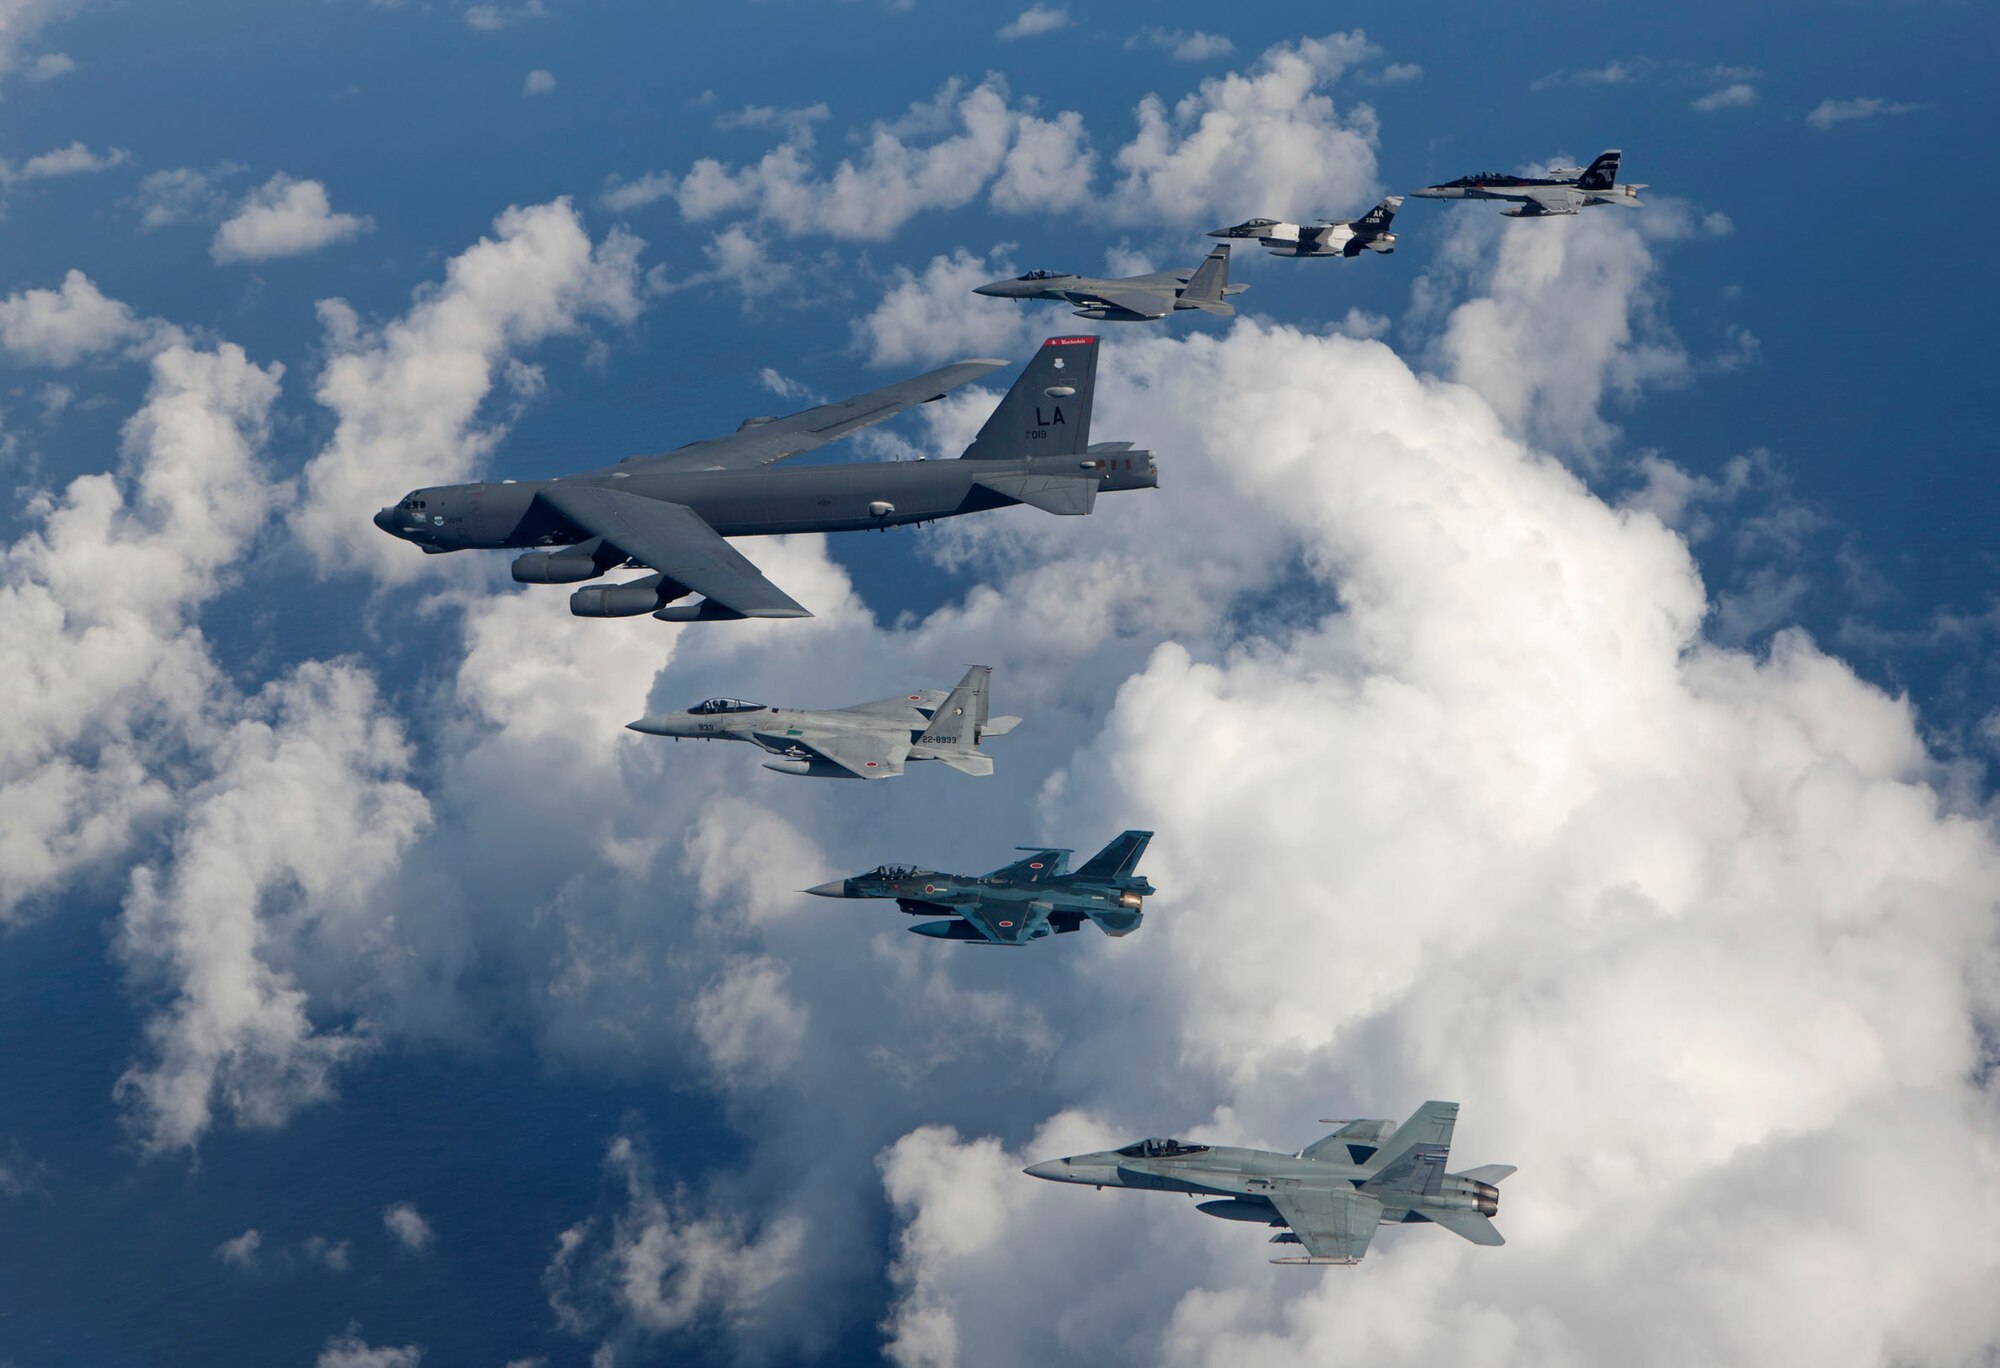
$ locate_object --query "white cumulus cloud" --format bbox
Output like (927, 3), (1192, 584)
(1692, 82), (1756, 112)
(1807, 97), (1923, 130)
(522, 68), (555, 96)
(211, 174), (373, 264)
(383, 1201), (435, 1252)
(997, 4), (1068, 41)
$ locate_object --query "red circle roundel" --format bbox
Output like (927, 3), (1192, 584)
(998, 920), (1015, 928)
(1028, 861), (1043, 869)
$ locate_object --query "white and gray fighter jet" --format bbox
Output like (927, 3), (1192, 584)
(1208, 196), (1403, 257)
(1412, 149), (1645, 217)
(1025, 1102), (1514, 1265)
(973, 244), (1246, 321)
(627, 665), (1019, 779)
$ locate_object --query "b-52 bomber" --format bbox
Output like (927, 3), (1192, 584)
(973, 245), (1245, 322)
(1412, 149), (1645, 217)
(805, 831), (1155, 945)
(372, 337), (1155, 622)
(1208, 196), (1403, 257)
(626, 665), (1019, 779)
(1025, 1101), (1514, 1265)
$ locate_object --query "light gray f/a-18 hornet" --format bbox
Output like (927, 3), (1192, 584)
(372, 336), (1154, 622)
(626, 665), (1020, 780)
(972, 244), (1246, 321)
(1025, 1101), (1515, 1265)
(1412, 149), (1645, 217)
(805, 831), (1155, 945)
(1208, 196), (1403, 257)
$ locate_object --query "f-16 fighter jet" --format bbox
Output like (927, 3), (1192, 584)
(1025, 1102), (1514, 1265)
(972, 245), (1246, 321)
(626, 665), (1020, 779)
(805, 831), (1155, 945)
(1412, 149), (1645, 217)
(1208, 196), (1403, 257)
(372, 337), (1155, 622)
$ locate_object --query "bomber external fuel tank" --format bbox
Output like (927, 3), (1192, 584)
(569, 574), (671, 617)
(511, 551), (603, 584)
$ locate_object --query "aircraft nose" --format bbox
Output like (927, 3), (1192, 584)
(625, 715), (676, 736)
(973, 282), (1008, 298)
(803, 879), (851, 898)
(1022, 1159), (1069, 1181)
(372, 507), (398, 535)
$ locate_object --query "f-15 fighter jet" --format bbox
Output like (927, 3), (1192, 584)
(1412, 149), (1645, 217)
(626, 665), (1020, 779)
(1208, 196), (1403, 257)
(972, 245), (1246, 321)
(805, 831), (1155, 945)
(1025, 1102), (1514, 1265)
(372, 337), (1155, 623)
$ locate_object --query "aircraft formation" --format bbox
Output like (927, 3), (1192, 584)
(373, 142), (1642, 1266)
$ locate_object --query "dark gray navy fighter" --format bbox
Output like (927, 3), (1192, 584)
(805, 831), (1155, 945)
(973, 245), (1245, 322)
(1025, 1102), (1514, 1265)
(372, 337), (1154, 622)
(626, 665), (1019, 779)
(1412, 149), (1644, 217)
(1209, 196), (1403, 257)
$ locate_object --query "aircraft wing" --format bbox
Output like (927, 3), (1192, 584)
(842, 689), (948, 719)
(754, 728), (908, 779)
(1515, 187), (1580, 216)
(986, 848), (1070, 881)
(616, 358), (1007, 473)
(1062, 284), (1170, 319)
(534, 485), (811, 618)
(1264, 1185), (1384, 1264)
(956, 898), (1052, 946)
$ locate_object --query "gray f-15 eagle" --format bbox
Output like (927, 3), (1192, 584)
(805, 830), (1155, 944)
(372, 337), (1155, 622)
(626, 664), (1020, 779)
(1025, 1101), (1514, 1265)
(972, 245), (1246, 322)
(1208, 196), (1403, 257)
(1412, 149), (1645, 217)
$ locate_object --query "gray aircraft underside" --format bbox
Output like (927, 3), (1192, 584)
(973, 244), (1247, 321)
(371, 336), (1154, 623)
(1025, 1101), (1515, 1265)
(1208, 196), (1404, 257)
(1412, 148), (1645, 217)
(806, 831), (1156, 945)
(626, 664), (1020, 780)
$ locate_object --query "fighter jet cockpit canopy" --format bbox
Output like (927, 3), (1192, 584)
(871, 863), (926, 880)
(1118, 1138), (1210, 1159)
(1016, 269), (1067, 281)
(689, 698), (764, 715)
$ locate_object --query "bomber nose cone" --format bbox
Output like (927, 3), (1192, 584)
(1022, 1160), (1068, 1181)
(803, 879), (851, 898)
(372, 506), (398, 535)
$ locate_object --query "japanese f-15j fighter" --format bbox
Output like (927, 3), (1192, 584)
(372, 337), (1155, 623)
(1025, 1101), (1514, 1265)
(1208, 196), (1403, 257)
(626, 665), (1020, 779)
(1412, 149), (1645, 217)
(805, 831), (1155, 945)
(972, 244), (1246, 321)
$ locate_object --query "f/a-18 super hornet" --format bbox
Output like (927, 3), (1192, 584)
(626, 665), (1020, 779)
(972, 245), (1246, 322)
(372, 337), (1155, 622)
(805, 831), (1155, 945)
(1024, 1102), (1514, 1265)
(1412, 149), (1645, 217)
(1208, 196), (1403, 257)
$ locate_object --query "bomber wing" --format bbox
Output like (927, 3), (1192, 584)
(1060, 284), (1172, 320)
(753, 727), (908, 779)
(1264, 1185), (1384, 1264)
(612, 358), (1007, 474)
(535, 485), (810, 619)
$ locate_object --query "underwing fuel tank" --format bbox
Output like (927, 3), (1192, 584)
(570, 574), (670, 617)
(908, 919), (989, 941)
(512, 551), (604, 584)
(1197, 1199), (1282, 1224)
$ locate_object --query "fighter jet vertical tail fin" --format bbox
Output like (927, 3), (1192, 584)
(915, 665), (989, 750)
(1358, 1101), (1457, 1197)
(1074, 830), (1153, 882)
(1357, 196), (1402, 230)
(1575, 149), (1621, 191)
(960, 337), (1097, 461)
(1175, 245), (1236, 315)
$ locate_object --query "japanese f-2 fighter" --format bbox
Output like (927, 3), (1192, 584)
(805, 831), (1155, 945)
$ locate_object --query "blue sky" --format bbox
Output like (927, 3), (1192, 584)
(2, 3), (1997, 1366)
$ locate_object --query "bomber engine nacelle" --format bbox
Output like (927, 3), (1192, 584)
(513, 550), (606, 584)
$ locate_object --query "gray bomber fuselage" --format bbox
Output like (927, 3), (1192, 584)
(374, 451), (1158, 554)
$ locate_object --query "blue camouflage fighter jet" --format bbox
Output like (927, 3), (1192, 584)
(805, 831), (1155, 945)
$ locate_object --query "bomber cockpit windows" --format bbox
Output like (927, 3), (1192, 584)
(691, 698), (764, 715)
(1117, 1138), (1209, 1159)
